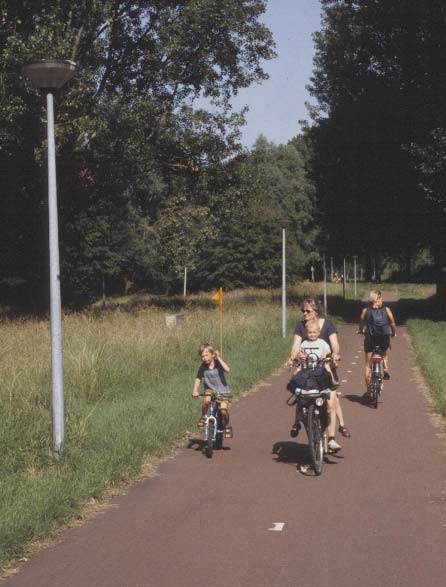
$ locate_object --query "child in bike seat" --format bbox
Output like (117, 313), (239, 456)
(295, 319), (337, 387)
(289, 320), (341, 452)
(192, 343), (233, 438)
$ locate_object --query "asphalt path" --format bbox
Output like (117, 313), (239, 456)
(4, 301), (446, 586)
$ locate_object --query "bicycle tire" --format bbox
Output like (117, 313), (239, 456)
(307, 403), (324, 475)
(373, 380), (380, 408)
(370, 377), (380, 409)
(205, 419), (214, 458)
(215, 412), (224, 450)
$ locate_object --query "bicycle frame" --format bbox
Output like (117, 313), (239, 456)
(370, 346), (384, 381)
(199, 392), (231, 458)
(204, 400), (220, 442)
(369, 346), (384, 408)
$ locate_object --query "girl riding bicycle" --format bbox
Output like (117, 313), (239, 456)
(192, 343), (233, 438)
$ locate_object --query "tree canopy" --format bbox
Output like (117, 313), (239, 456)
(1, 1), (291, 308)
(305, 0), (446, 282)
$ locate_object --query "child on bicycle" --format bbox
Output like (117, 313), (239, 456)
(289, 319), (341, 452)
(358, 290), (396, 394)
(192, 343), (233, 438)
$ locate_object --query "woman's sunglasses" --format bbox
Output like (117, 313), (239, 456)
(302, 309), (313, 314)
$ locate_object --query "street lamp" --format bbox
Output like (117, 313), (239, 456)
(22, 59), (77, 455)
(323, 253), (328, 315)
(280, 218), (291, 337)
(353, 255), (358, 298)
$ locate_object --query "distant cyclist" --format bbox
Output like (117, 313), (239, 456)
(358, 290), (396, 394)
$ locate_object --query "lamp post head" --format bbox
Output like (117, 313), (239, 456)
(279, 218), (291, 229)
(22, 59), (76, 89)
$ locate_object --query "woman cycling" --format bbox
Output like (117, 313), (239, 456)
(288, 297), (351, 448)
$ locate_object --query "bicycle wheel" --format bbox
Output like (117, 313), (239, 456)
(215, 412), (224, 450)
(307, 404), (324, 475)
(205, 419), (214, 458)
(370, 378), (379, 409)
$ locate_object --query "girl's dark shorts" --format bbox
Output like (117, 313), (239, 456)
(364, 333), (390, 353)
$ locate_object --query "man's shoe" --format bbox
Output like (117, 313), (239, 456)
(383, 370), (390, 380)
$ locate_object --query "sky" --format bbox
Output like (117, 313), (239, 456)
(231, 0), (322, 148)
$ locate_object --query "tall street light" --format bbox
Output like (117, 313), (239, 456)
(22, 59), (77, 455)
(280, 218), (291, 338)
(353, 255), (358, 298)
(323, 253), (328, 315)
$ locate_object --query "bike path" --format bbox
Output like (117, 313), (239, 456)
(4, 322), (446, 586)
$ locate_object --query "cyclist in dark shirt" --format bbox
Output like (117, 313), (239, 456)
(358, 290), (396, 394)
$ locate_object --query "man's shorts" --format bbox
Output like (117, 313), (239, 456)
(364, 333), (390, 353)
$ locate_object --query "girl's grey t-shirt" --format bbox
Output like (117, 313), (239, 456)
(196, 359), (229, 393)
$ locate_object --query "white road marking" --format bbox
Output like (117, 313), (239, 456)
(351, 362), (357, 365)
(341, 379), (347, 383)
(347, 370), (352, 373)
(269, 523), (285, 532)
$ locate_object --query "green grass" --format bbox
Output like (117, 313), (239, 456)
(406, 319), (446, 417)
(0, 288), (300, 566)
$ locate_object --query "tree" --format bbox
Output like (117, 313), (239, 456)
(199, 137), (319, 289)
(306, 0), (446, 281)
(0, 0), (275, 307)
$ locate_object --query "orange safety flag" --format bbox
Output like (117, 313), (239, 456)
(212, 288), (223, 303)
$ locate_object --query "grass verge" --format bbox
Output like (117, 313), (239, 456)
(406, 319), (446, 417)
(0, 288), (302, 567)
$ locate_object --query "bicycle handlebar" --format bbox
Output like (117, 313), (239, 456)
(198, 392), (233, 399)
(291, 356), (332, 367)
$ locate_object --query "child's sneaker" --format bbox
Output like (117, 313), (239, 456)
(327, 438), (342, 453)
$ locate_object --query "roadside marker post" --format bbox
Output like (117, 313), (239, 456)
(212, 287), (223, 355)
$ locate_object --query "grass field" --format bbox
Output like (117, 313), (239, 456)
(0, 287), (315, 567)
(0, 281), (444, 567)
(406, 319), (446, 416)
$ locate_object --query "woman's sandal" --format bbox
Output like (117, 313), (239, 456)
(197, 417), (206, 428)
(338, 425), (351, 438)
(224, 426), (233, 438)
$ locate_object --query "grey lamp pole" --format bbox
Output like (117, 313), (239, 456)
(280, 218), (291, 338)
(353, 255), (358, 298)
(323, 253), (328, 315)
(22, 60), (76, 455)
